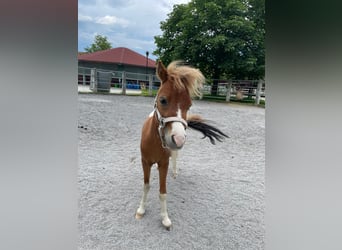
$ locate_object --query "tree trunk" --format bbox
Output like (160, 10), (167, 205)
(211, 79), (219, 96)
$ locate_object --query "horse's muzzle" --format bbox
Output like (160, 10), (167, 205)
(171, 134), (186, 148)
(164, 122), (187, 150)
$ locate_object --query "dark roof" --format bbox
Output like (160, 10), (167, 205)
(78, 47), (156, 68)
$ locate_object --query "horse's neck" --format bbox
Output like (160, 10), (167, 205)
(143, 114), (160, 143)
(141, 113), (170, 162)
(149, 113), (159, 132)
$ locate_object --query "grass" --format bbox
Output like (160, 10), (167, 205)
(141, 89), (158, 96)
(140, 89), (265, 107)
(202, 95), (265, 107)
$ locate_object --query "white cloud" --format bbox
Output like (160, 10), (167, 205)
(78, 14), (93, 22)
(95, 15), (129, 27)
(78, 0), (191, 58)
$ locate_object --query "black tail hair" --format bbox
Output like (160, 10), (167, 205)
(187, 119), (229, 145)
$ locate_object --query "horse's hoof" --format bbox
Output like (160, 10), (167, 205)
(172, 172), (178, 179)
(135, 213), (144, 219)
(163, 222), (172, 231)
(162, 218), (172, 228)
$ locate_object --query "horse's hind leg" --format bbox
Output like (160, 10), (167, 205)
(135, 160), (151, 219)
(171, 150), (178, 179)
(158, 161), (172, 229)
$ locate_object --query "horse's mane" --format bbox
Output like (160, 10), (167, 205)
(166, 61), (205, 98)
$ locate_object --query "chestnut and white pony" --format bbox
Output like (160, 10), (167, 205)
(135, 61), (228, 229)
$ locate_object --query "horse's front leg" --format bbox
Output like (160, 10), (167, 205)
(135, 159), (151, 219)
(158, 161), (172, 229)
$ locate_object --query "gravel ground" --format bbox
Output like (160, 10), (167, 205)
(78, 94), (265, 250)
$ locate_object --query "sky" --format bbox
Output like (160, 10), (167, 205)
(78, 0), (191, 60)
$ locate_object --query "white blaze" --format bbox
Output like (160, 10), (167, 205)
(171, 108), (186, 147)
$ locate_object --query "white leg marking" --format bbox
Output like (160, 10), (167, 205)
(159, 193), (172, 228)
(171, 150), (178, 179)
(136, 183), (150, 219)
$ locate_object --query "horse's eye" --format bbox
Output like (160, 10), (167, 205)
(159, 96), (168, 106)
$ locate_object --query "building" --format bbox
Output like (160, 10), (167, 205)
(78, 47), (156, 74)
(78, 47), (159, 91)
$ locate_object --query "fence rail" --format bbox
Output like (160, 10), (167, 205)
(78, 67), (265, 104)
(202, 80), (265, 104)
(78, 67), (160, 95)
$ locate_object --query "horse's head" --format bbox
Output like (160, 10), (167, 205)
(155, 60), (204, 150)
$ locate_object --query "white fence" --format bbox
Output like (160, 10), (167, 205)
(78, 67), (265, 104)
(78, 67), (160, 95)
(202, 80), (266, 104)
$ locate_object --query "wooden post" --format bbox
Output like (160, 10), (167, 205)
(122, 71), (126, 95)
(82, 73), (86, 85)
(90, 68), (97, 91)
(255, 80), (263, 105)
(148, 74), (153, 96)
(225, 81), (232, 102)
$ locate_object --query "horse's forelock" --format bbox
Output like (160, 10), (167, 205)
(166, 61), (205, 98)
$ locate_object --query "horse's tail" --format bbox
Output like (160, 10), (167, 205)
(186, 114), (229, 145)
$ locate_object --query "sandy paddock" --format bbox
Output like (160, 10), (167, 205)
(78, 94), (265, 249)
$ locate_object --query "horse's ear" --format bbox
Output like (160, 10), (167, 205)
(156, 60), (168, 83)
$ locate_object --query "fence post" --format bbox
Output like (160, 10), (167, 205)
(148, 74), (153, 96)
(255, 79), (263, 105)
(82, 73), (86, 85)
(90, 68), (97, 91)
(225, 80), (232, 102)
(122, 71), (126, 95)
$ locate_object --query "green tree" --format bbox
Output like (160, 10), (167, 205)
(246, 0), (265, 79)
(84, 35), (112, 53)
(154, 0), (265, 95)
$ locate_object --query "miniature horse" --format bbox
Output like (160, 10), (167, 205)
(135, 61), (228, 229)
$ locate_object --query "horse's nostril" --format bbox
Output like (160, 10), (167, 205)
(171, 135), (176, 144)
